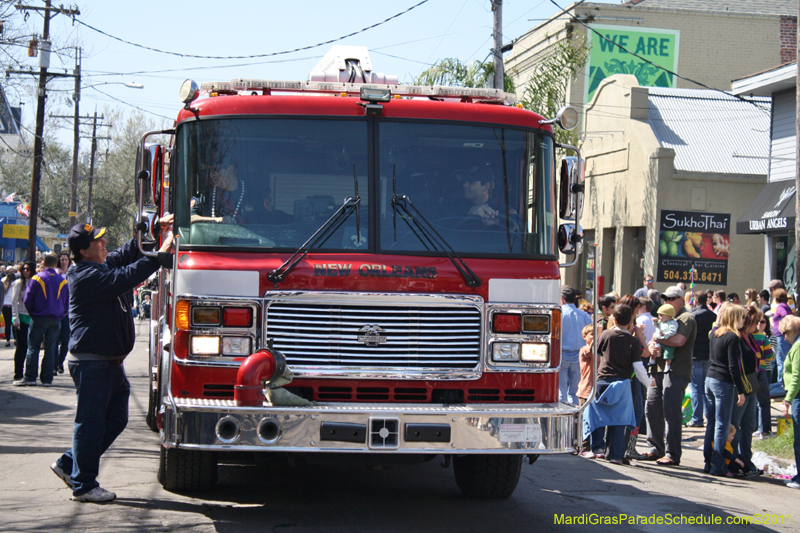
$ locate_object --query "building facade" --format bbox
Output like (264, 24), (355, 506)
(569, 74), (770, 298)
(733, 63), (798, 294)
(505, 0), (795, 129)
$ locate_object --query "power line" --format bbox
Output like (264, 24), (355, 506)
(88, 86), (173, 121)
(80, 55), (325, 79)
(423, 0), (469, 68)
(75, 0), (430, 60)
(0, 134), (32, 158)
(371, 50), (433, 66)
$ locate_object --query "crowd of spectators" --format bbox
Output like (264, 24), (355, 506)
(564, 277), (799, 491)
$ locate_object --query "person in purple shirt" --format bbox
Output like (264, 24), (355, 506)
(772, 289), (793, 384)
(13, 253), (68, 387)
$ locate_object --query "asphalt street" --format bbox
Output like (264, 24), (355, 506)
(0, 321), (796, 533)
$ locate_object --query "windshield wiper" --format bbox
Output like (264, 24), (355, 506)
(391, 190), (482, 288)
(268, 196), (360, 284)
(270, 166), (363, 284)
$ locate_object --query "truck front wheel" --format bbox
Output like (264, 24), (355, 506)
(157, 446), (218, 491)
(453, 454), (523, 498)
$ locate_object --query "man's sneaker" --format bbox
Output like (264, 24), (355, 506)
(57, 366), (64, 374)
(41, 382), (52, 387)
(71, 486), (116, 502)
(579, 451), (596, 459)
(760, 432), (776, 440)
(786, 481), (800, 489)
(608, 459), (623, 465)
(50, 462), (74, 489)
(685, 421), (704, 428)
(12, 378), (37, 387)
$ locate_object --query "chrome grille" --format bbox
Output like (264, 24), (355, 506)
(265, 301), (481, 369)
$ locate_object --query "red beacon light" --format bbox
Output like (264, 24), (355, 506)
(492, 313), (521, 334)
(223, 307), (253, 328)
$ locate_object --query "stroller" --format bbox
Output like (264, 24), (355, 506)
(138, 289), (153, 320)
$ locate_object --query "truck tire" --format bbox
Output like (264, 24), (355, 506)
(453, 454), (523, 499)
(157, 446), (218, 491)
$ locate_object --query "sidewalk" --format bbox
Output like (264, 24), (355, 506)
(678, 400), (796, 479)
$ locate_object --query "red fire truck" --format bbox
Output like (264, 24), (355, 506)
(135, 47), (586, 498)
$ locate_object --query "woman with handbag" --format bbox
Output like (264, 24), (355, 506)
(704, 305), (747, 477)
(730, 305), (763, 477)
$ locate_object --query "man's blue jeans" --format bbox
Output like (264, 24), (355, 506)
(703, 377), (736, 476)
(55, 360), (130, 496)
(775, 335), (791, 383)
(55, 315), (70, 370)
(559, 356), (581, 405)
(24, 316), (61, 384)
(731, 392), (758, 470)
(590, 377), (629, 460)
(690, 360), (709, 424)
(756, 368), (772, 434)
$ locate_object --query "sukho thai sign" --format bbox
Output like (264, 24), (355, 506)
(656, 210), (730, 286)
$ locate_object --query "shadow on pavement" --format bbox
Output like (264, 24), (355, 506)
(108, 455), (781, 533)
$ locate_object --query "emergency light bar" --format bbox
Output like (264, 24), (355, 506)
(199, 79), (516, 104)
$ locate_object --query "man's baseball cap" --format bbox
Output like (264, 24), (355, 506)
(67, 222), (106, 253)
(663, 286), (684, 300)
(768, 279), (785, 290)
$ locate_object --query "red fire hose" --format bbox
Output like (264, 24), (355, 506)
(234, 348), (287, 406)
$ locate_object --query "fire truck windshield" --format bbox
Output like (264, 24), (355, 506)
(173, 117), (556, 257)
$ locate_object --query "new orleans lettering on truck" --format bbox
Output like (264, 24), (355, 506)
(134, 46), (589, 499)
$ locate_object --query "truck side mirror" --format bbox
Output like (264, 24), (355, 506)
(135, 146), (155, 209)
(558, 156), (583, 221)
(558, 223), (583, 267)
(135, 209), (157, 243)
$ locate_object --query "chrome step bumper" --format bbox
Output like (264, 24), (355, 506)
(162, 399), (581, 454)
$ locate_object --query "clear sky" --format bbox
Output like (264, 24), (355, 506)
(5, 0), (619, 147)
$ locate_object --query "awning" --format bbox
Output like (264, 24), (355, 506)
(14, 235), (50, 252)
(736, 181), (796, 234)
(36, 235), (50, 252)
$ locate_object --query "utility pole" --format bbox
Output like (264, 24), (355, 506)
(796, 0), (800, 300)
(491, 0), (504, 90)
(87, 111), (98, 222)
(83, 111), (110, 223)
(13, 1), (80, 261)
(50, 51), (84, 229)
(70, 49), (80, 229)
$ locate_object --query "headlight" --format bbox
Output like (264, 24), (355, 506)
(222, 337), (251, 356)
(521, 343), (549, 362)
(191, 335), (220, 355)
(492, 342), (520, 362)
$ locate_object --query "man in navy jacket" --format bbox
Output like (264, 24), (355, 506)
(50, 218), (172, 502)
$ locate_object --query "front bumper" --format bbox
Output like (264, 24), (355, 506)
(162, 399), (580, 454)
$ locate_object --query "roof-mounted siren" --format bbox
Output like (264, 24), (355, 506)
(309, 46), (398, 86)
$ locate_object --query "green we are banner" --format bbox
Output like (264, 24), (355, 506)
(585, 25), (680, 102)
